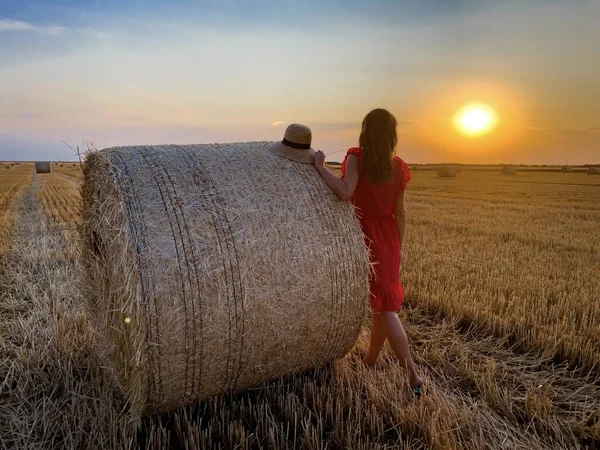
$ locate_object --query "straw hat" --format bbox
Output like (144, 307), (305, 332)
(267, 123), (316, 164)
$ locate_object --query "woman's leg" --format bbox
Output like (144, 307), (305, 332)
(363, 313), (387, 367)
(380, 312), (422, 387)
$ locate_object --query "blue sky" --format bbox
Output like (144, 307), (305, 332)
(1, 0), (599, 163)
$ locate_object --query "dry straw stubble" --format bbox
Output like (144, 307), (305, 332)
(82, 142), (370, 417)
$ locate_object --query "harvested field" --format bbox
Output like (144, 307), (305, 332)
(0, 163), (599, 449)
(0, 163), (32, 256)
(404, 171), (600, 369)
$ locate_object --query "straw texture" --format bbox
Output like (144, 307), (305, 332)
(35, 162), (51, 173)
(82, 142), (370, 416)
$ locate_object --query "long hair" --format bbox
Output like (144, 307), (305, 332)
(359, 108), (398, 184)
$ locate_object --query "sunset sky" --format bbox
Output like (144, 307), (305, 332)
(1, 0), (599, 164)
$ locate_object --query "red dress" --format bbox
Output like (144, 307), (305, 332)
(341, 147), (411, 312)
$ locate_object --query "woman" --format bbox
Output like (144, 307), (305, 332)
(314, 108), (423, 396)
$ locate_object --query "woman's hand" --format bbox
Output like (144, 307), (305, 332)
(314, 150), (325, 167)
(315, 153), (359, 200)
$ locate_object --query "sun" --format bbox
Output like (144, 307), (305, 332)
(453, 103), (497, 137)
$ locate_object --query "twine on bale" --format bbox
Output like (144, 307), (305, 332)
(82, 142), (370, 416)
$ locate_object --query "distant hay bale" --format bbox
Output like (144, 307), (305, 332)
(501, 166), (517, 176)
(72, 163), (77, 167)
(560, 166), (572, 173)
(437, 166), (457, 178)
(587, 167), (600, 175)
(5, 165), (10, 169)
(35, 162), (51, 173)
(82, 143), (370, 416)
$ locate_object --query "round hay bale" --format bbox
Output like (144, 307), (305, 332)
(587, 167), (600, 175)
(560, 166), (571, 173)
(501, 166), (517, 176)
(82, 143), (370, 416)
(437, 165), (457, 178)
(35, 161), (51, 173)
(5, 165), (10, 169)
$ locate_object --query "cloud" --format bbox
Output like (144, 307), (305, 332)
(77, 26), (112, 40)
(523, 126), (548, 133)
(412, 116), (445, 125)
(316, 122), (359, 131)
(271, 121), (286, 126)
(555, 128), (597, 137)
(0, 113), (43, 120)
(0, 18), (65, 35)
(315, 120), (418, 132)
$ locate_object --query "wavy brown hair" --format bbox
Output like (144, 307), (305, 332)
(359, 108), (398, 184)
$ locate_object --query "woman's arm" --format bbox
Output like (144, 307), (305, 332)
(314, 151), (359, 200)
(395, 189), (406, 249)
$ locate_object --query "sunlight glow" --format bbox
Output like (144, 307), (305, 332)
(454, 104), (497, 137)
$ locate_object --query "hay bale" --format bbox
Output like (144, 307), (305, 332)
(35, 161), (51, 173)
(82, 143), (370, 416)
(437, 166), (457, 178)
(587, 167), (600, 175)
(501, 166), (517, 176)
(560, 166), (572, 173)
(4, 165), (10, 169)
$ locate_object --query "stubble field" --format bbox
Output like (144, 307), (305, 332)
(0, 162), (599, 449)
